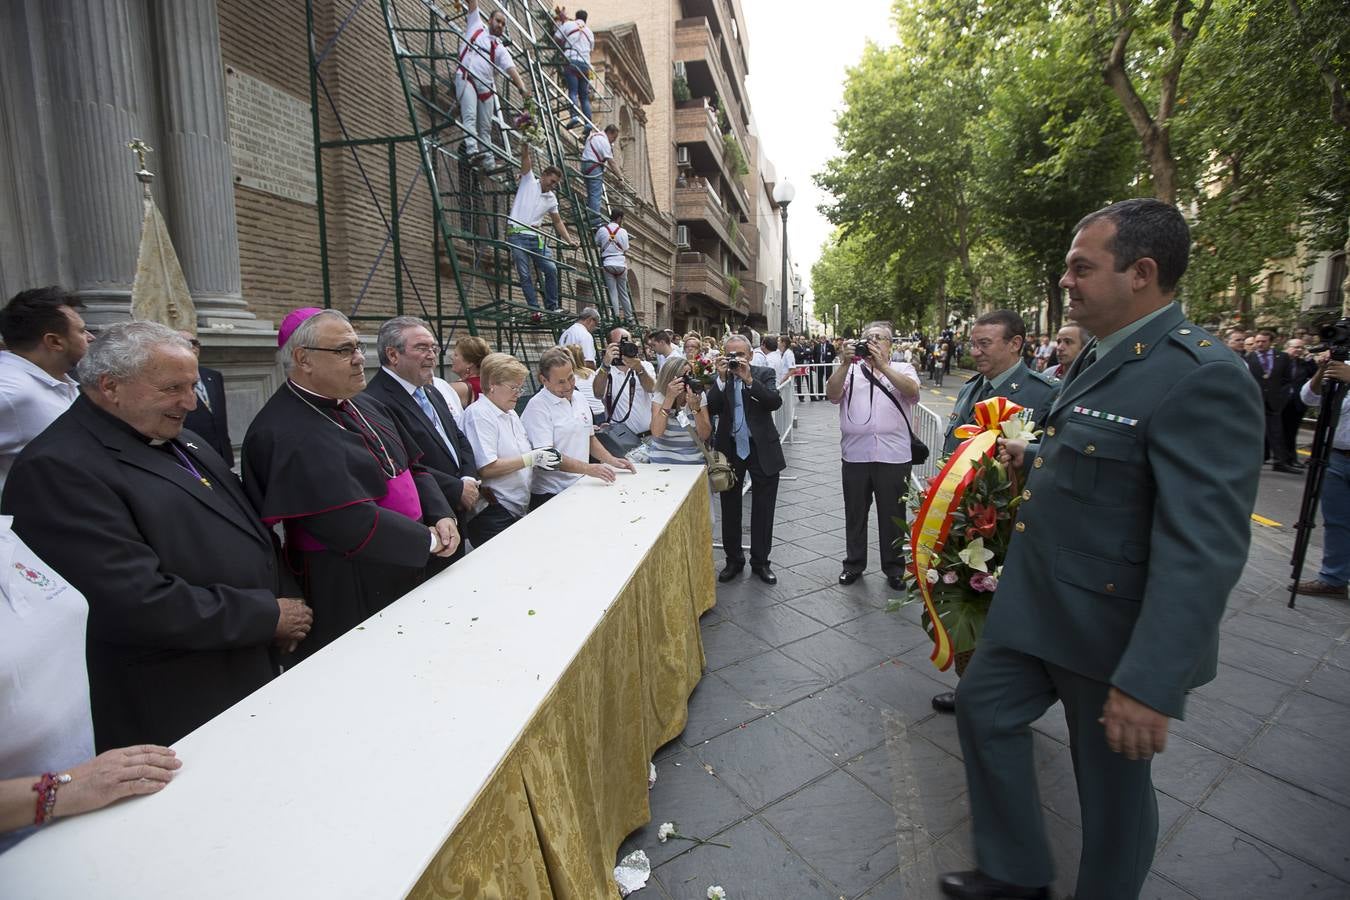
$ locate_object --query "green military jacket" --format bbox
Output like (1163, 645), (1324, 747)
(983, 303), (1264, 718)
(942, 360), (1058, 455)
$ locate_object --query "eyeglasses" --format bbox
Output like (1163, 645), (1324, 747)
(303, 343), (364, 360)
(408, 343), (441, 356)
(495, 382), (526, 395)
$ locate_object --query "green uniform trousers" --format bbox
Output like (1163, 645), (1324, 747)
(956, 641), (1158, 900)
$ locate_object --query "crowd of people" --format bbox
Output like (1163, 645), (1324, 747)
(0, 200), (1332, 900)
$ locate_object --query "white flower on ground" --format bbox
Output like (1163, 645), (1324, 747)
(657, 822), (676, 843)
(707, 887), (727, 900)
(925, 568), (940, 585)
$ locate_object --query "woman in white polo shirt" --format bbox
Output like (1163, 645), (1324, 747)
(0, 517), (180, 852)
(521, 348), (635, 510)
(460, 353), (562, 544)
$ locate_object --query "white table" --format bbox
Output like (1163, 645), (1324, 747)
(0, 464), (713, 899)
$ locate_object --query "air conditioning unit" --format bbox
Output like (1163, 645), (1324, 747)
(676, 146), (690, 167)
(673, 61), (687, 81)
(675, 225), (690, 248)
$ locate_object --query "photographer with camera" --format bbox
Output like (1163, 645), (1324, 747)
(593, 326), (657, 439)
(648, 357), (713, 466)
(826, 322), (921, 591)
(706, 335), (785, 584)
(1293, 354), (1350, 598)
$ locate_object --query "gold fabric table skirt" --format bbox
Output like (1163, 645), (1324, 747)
(410, 479), (717, 899)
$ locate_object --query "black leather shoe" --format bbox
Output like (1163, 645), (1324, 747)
(887, 573), (905, 591)
(1272, 463), (1301, 474)
(931, 691), (957, 714)
(751, 565), (777, 585)
(718, 563), (744, 583)
(838, 570), (862, 586)
(939, 870), (1049, 899)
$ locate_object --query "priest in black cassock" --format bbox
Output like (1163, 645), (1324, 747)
(242, 308), (460, 661)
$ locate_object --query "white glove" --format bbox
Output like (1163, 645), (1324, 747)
(523, 448), (562, 471)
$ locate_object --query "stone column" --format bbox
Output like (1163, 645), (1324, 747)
(154, 0), (261, 329)
(45, 0), (160, 325)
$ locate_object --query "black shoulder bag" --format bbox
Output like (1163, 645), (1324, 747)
(853, 364), (930, 466)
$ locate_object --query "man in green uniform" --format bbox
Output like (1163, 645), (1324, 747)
(941, 310), (1058, 457)
(938, 199), (1263, 900)
(932, 309), (1057, 714)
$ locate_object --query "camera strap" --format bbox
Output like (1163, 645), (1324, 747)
(852, 363), (919, 438)
(605, 366), (638, 425)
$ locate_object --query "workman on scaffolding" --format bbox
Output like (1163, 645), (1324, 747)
(581, 124), (619, 225)
(507, 143), (575, 311)
(552, 7), (595, 132)
(457, 0), (533, 170)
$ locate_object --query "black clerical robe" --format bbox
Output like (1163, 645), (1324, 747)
(242, 383), (453, 660)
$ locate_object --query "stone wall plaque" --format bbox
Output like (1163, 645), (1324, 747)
(224, 66), (317, 205)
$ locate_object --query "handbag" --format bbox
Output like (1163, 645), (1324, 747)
(682, 419), (738, 492)
(595, 420), (644, 458)
(857, 364), (930, 466)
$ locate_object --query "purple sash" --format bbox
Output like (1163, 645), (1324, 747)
(285, 468), (424, 553)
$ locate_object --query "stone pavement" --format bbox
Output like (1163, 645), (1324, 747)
(618, 394), (1350, 900)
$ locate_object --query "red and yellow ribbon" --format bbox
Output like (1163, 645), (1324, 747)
(909, 397), (1026, 670)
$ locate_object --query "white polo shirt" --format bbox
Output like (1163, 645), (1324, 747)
(602, 361), (655, 433)
(0, 352), (80, 493)
(461, 396), (533, 518)
(459, 7), (515, 90)
(594, 223), (629, 268)
(0, 516), (94, 854)
(521, 387), (594, 496)
(558, 321), (597, 363)
(554, 19), (594, 65)
(581, 131), (613, 175)
(508, 173), (559, 234)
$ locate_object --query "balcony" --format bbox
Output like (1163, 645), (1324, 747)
(674, 18), (748, 145)
(675, 251), (738, 311)
(674, 100), (751, 220)
(675, 180), (752, 269)
(677, 0), (750, 111)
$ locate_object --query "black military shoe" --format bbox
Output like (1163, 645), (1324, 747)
(751, 565), (777, 585)
(931, 691), (957, 714)
(939, 870), (1049, 899)
(838, 570), (862, 586)
(718, 563), (744, 583)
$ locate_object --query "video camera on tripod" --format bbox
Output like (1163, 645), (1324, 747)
(1289, 316), (1350, 607)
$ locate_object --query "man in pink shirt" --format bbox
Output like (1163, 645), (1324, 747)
(826, 321), (921, 591)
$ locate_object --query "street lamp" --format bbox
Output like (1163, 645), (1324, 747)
(772, 178), (795, 333)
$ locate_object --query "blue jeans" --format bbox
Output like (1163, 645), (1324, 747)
(1320, 451), (1350, 586)
(585, 173), (604, 223)
(563, 60), (592, 125)
(508, 232), (558, 309)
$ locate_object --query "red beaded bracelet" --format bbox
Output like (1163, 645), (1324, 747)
(32, 772), (71, 827)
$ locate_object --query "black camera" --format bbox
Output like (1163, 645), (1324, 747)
(725, 352), (744, 370)
(680, 374), (704, 393)
(849, 337), (876, 362)
(1314, 318), (1350, 361)
(617, 339), (640, 361)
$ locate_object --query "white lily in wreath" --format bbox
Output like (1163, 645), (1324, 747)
(958, 536), (994, 573)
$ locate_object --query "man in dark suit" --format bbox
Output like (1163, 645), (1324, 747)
(704, 334), (785, 585)
(1244, 329), (1300, 473)
(179, 331), (233, 467)
(2, 322), (312, 751)
(1282, 337), (1316, 466)
(364, 316), (481, 555)
(812, 335), (835, 399)
(939, 200), (1263, 900)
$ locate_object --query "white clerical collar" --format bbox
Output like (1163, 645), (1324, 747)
(288, 380), (339, 402)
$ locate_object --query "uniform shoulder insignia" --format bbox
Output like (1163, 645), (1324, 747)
(1167, 323), (1223, 361)
(1028, 369), (1058, 386)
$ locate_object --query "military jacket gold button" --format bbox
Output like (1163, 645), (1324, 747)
(1033, 457), (1044, 469)
(1046, 426), (1056, 437)
(1015, 522), (1026, 532)
(1084, 444), (1096, 455)
(1105, 583), (1116, 593)
(1021, 489), (1031, 500)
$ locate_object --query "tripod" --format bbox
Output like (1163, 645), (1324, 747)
(1288, 357), (1347, 609)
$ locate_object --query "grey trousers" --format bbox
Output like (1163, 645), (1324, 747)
(956, 641), (1159, 900)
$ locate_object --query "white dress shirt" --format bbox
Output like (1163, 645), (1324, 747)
(461, 396), (533, 518)
(521, 387), (594, 496)
(432, 375), (466, 425)
(381, 367), (464, 469)
(0, 352), (80, 493)
(1302, 379), (1350, 449)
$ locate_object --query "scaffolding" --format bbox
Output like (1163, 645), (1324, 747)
(305, 0), (646, 388)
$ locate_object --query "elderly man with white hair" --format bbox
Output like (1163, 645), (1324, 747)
(2, 321), (312, 750)
(705, 333), (786, 584)
(242, 308), (459, 661)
